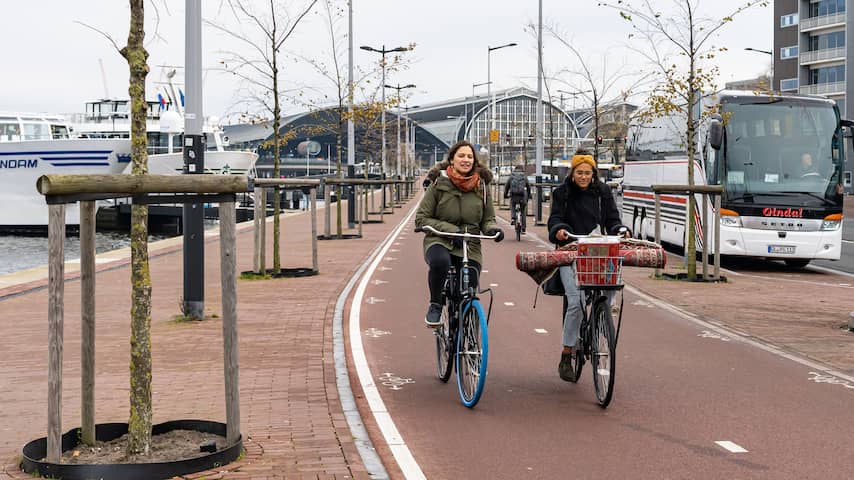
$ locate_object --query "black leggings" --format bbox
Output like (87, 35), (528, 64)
(426, 244), (481, 304)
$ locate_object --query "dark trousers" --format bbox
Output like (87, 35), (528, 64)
(426, 244), (481, 304)
(510, 194), (527, 230)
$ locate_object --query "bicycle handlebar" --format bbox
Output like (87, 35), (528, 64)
(563, 227), (629, 244)
(415, 225), (501, 240)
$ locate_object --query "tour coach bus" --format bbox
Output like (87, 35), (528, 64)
(623, 90), (845, 268)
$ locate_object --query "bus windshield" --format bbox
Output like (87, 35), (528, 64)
(723, 100), (843, 204)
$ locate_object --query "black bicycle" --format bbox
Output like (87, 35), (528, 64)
(513, 201), (523, 241)
(416, 225), (498, 407)
(562, 234), (626, 408)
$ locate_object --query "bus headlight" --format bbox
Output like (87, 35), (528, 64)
(719, 208), (741, 227)
(821, 214), (842, 231)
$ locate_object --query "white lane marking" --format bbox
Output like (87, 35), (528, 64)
(378, 266), (393, 271)
(385, 257), (397, 261)
(364, 328), (391, 338)
(808, 371), (854, 389)
(504, 301), (515, 307)
(372, 279), (389, 285)
(366, 297), (386, 304)
(715, 441), (748, 453)
(390, 249), (400, 252)
(490, 283), (499, 287)
(482, 269), (489, 273)
(350, 205), (427, 480)
(698, 330), (731, 342)
(534, 328), (548, 334)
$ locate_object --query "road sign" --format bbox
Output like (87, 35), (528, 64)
(489, 130), (500, 143)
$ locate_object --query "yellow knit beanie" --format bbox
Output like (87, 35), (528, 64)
(571, 154), (596, 171)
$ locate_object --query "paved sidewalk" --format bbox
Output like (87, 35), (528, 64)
(496, 195), (854, 376)
(0, 194), (412, 479)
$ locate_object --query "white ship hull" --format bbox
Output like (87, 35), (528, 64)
(0, 138), (131, 229)
(123, 150), (258, 176)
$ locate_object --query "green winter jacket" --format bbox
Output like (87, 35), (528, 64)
(415, 170), (497, 266)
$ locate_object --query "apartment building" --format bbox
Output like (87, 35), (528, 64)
(774, 0), (853, 192)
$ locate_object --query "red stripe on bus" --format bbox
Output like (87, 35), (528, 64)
(623, 190), (687, 204)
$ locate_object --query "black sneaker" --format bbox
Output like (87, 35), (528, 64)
(510, 219), (516, 226)
(558, 350), (577, 382)
(424, 302), (443, 327)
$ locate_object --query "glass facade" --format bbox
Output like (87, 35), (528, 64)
(467, 96), (577, 162)
(809, 64), (845, 84)
(809, 0), (845, 17)
(808, 30), (845, 50)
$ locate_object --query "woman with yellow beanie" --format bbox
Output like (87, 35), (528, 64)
(547, 148), (629, 382)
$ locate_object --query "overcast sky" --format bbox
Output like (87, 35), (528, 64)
(1, 1), (773, 124)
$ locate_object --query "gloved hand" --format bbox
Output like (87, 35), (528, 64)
(617, 226), (631, 238)
(486, 228), (504, 243)
(452, 227), (465, 250)
(422, 179), (432, 189)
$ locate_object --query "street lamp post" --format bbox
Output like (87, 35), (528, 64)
(384, 82), (416, 178)
(470, 81), (491, 141)
(745, 47), (774, 90)
(360, 44), (412, 178)
(487, 42), (517, 156)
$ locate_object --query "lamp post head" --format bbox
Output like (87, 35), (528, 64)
(489, 42), (518, 52)
(360, 45), (376, 52)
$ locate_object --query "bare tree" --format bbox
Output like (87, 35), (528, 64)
(291, 0), (413, 234)
(537, 21), (649, 162)
(122, 0), (153, 456)
(599, 0), (767, 280)
(209, 0), (318, 274)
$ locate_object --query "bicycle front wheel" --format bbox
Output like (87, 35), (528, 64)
(435, 300), (454, 383)
(456, 299), (489, 407)
(591, 299), (616, 408)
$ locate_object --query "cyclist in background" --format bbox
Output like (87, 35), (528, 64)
(416, 141), (504, 327)
(504, 164), (531, 234)
(547, 148), (630, 381)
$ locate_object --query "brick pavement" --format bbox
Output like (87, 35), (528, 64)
(497, 194), (854, 376)
(0, 193), (411, 480)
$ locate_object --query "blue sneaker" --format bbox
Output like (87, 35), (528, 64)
(425, 303), (443, 327)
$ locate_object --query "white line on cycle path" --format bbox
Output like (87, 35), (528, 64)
(349, 204), (427, 480)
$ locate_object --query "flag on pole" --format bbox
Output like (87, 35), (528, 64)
(179, 89), (185, 107)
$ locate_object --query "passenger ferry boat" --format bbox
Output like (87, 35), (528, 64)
(0, 112), (131, 231)
(70, 98), (257, 176)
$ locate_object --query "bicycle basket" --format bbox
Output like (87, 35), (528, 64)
(575, 238), (623, 287)
(575, 256), (623, 287)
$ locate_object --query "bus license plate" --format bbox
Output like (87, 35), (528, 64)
(768, 245), (796, 254)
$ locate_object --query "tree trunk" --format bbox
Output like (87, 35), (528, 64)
(685, 5), (698, 281)
(272, 50), (281, 274)
(336, 104), (344, 235)
(122, 0), (152, 456)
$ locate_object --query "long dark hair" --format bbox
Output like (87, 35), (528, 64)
(446, 140), (482, 175)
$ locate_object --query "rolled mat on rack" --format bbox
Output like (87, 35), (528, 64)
(515, 238), (667, 286)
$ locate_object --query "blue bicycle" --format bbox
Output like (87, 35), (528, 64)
(417, 225), (497, 407)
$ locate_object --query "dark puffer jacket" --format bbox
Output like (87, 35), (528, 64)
(547, 177), (624, 246)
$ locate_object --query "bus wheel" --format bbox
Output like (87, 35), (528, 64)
(784, 259), (810, 269)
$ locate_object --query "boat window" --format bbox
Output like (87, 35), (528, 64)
(0, 123), (21, 142)
(51, 124), (70, 139)
(22, 123), (50, 141)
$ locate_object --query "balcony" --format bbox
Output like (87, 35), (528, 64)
(799, 47), (846, 65)
(799, 12), (846, 32)
(799, 81), (846, 96)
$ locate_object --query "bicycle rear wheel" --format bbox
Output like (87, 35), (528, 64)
(591, 299), (616, 407)
(515, 207), (522, 241)
(456, 299), (489, 407)
(435, 301), (455, 383)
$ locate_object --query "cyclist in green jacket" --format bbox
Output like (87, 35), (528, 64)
(416, 141), (504, 327)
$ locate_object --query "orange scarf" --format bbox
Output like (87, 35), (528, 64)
(446, 166), (481, 192)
